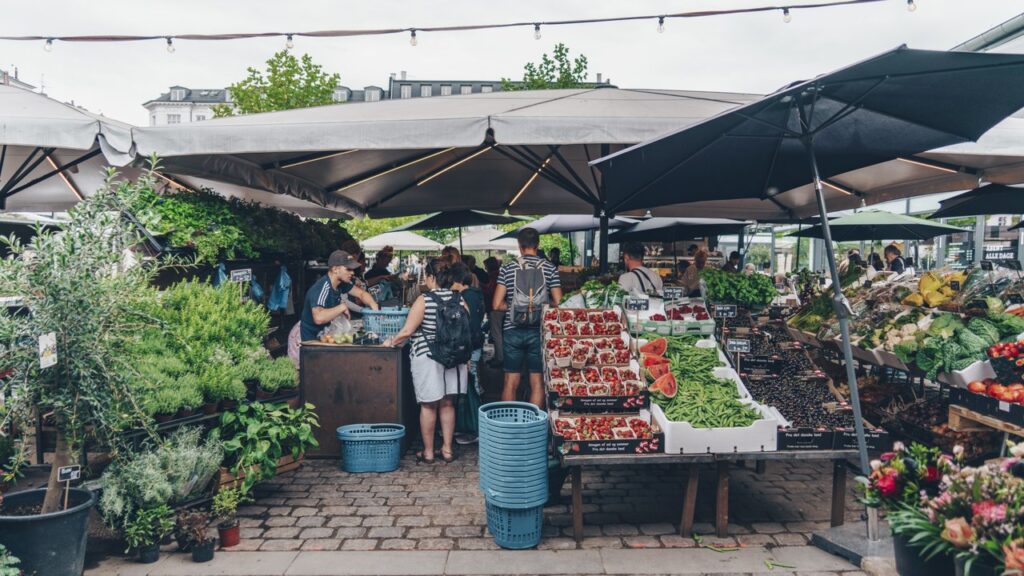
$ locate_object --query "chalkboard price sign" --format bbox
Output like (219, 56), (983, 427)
(58, 465), (81, 483)
(949, 280), (960, 291)
(981, 260), (994, 271)
(714, 304), (737, 318)
(1008, 294), (1024, 305)
(230, 268), (253, 282)
(744, 355), (781, 371)
(726, 339), (751, 354)
(662, 287), (685, 299)
(625, 297), (650, 311)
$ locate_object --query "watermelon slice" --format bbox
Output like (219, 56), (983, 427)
(646, 362), (671, 380)
(642, 353), (670, 367)
(639, 338), (668, 357)
(651, 373), (678, 398)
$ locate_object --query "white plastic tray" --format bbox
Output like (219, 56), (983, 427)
(651, 401), (779, 454)
(937, 359), (996, 388)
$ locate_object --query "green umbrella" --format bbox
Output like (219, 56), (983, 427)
(787, 210), (968, 241)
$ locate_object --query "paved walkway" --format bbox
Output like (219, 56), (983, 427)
(87, 547), (863, 575)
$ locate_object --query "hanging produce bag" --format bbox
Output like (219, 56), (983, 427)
(250, 278), (266, 303)
(268, 265), (292, 312)
(212, 263), (228, 287)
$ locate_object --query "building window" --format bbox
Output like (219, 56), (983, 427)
(170, 88), (185, 101)
(195, 115), (205, 122)
(400, 84), (412, 99)
(460, 85), (472, 95)
(167, 114), (181, 124)
(440, 84), (452, 96)
(366, 89), (380, 102)
(481, 85), (493, 93)
(420, 85), (432, 98)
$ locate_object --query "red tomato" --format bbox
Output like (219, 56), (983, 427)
(968, 381), (988, 394)
(989, 384), (1008, 399)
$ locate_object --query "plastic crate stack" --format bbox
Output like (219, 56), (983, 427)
(477, 401), (549, 550)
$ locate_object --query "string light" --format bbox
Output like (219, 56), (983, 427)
(657, 16), (665, 33)
(533, 24), (541, 40)
(783, 8), (792, 23)
(906, 0), (916, 11)
(409, 29), (417, 46)
(165, 37), (175, 53)
(286, 34), (294, 49)
(43, 38), (53, 52)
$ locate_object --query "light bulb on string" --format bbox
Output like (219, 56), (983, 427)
(906, 0), (917, 12)
(783, 8), (792, 23)
(409, 30), (417, 46)
(166, 37), (175, 53)
(657, 16), (665, 34)
(533, 24), (541, 40)
(43, 38), (53, 52)
(286, 34), (294, 49)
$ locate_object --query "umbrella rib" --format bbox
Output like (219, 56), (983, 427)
(627, 88), (753, 107)
(509, 145), (597, 204)
(4, 148), (103, 198)
(0, 147), (52, 197)
(582, 144), (602, 197)
(326, 148), (455, 193)
(734, 112), (804, 139)
(548, 146), (600, 202)
(808, 77), (888, 136)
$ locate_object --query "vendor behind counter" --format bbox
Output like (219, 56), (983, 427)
(617, 242), (663, 296)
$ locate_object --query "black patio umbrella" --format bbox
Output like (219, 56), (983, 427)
(610, 217), (750, 272)
(496, 214), (638, 238)
(928, 184), (1024, 220)
(593, 46), (1024, 475)
(392, 209), (529, 252)
(788, 211), (967, 241)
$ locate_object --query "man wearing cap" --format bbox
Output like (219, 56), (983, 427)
(288, 250), (380, 366)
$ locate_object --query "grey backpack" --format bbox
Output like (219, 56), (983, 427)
(511, 258), (549, 327)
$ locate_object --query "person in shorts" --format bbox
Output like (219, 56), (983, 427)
(491, 228), (562, 408)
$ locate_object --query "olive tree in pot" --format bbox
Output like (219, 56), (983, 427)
(0, 168), (171, 576)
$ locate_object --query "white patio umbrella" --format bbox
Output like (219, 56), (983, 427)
(457, 228), (520, 252)
(361, 231), (443, 252)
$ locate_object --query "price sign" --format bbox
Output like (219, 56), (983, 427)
(230, 268), (253, 282)
(968, 299), (989, 310)
(726, 339), (751, 354)
(625, 297), (650, 311)
(768, 306), (788, 320)
(949, 280), (960, 291)
(744, 355), (781, 372)
(981, 260), (994, 271)
(662, 287), (685, 299)
(57, 465), (81, 483)
(1008, 294), (1024, 305)
(714, 304), (737, 318)
(818, 276), (826, 286)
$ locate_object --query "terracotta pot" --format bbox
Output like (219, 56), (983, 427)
(176, 407), (195, 419)
(201, 402), (219, 415)
(244, 379), (259, 392)
(219, 400), (239, 411)
(218, 524), (240, 548)
(255, 388), (274, 400)
(154, 413), (173, 424)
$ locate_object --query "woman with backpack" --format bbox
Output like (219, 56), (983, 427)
(384, 258), (472, 464)
(450, 263), (486, 445)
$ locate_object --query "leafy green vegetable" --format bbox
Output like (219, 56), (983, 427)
(966, 318), (1000, 346)
(985, 296), (1005, 315)
(986, 311), (1024, 337)
(701, 269), (777, 307)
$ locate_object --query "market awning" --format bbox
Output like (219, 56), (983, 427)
(131, 88), (761, 218)
(608, 217), (749, 243)
(787, 210), (968, 241)
(496, 214), (638, 238)
(456, 228), (521, 252)
(361, 231), (443, 252)
(928, 183), (1024, 220)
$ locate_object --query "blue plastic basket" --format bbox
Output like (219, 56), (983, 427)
(479, 402), (549, 429)
(336, 424), (405, 473)
(362, 307), (410, 339)
(485, 500), (544, 549)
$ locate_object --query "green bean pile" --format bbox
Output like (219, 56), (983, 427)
(644, 334), (761, 429)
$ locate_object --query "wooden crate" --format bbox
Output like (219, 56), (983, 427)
(217, 455), (303, 490)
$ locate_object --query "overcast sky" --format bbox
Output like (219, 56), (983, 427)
(4, 1), (1022, 125)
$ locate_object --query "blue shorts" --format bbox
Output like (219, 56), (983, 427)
(503, 327), (543, 374)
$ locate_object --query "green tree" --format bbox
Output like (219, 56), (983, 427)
(213, 50), (340, 117)
(340, 217), (455, 246)
(501, 43), (589, 91)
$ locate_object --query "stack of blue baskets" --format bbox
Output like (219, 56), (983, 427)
(477, 401), (549, 549)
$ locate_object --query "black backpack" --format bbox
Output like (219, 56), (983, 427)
(425, 291), (474, 369)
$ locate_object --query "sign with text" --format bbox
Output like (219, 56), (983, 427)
(981, 260), (994, 271)
(949, 280), (961, 291)
(57, 465), (81, 483)
(1008, 293), (1024, 305)
(714, 304), (737, 318)
(662, 287), (685, 300)
(625, 297), (650, 311)
(39, 332), (56, 369)
(743, 355), (782, 372)
(726, 339), (751, 354)
(229, 268), (253, 282)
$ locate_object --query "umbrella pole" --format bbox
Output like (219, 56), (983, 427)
(599, 212), (610, 274)
(459, 227), (464, 253)
(806, 140), (870, 478)
(795, 224), (803, 270)
(569, 233), (575, 266)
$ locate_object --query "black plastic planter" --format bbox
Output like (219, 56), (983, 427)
(0, 487), (95, 576)
(955, 555), (998, 576)
(893, 532), (954, 576)
(191, 540), (215, 563)
(137, 542), (160, 564)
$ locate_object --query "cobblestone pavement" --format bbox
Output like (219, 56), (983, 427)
(229, 447), (863, 554)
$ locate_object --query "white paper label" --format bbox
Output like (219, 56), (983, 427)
(39, 332), (56, 369)
(999, 401), (1011, 412)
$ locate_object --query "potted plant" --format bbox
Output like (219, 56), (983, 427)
(176, 377), (203, 419)
(859, 441), (952, 576)
(212, 487), (245, 548)
(0, 169), (172, 576)
(202, 362), (247, 411)
(255, 357), (298, 400)
(0, 544), (21, 576)
(894, 442), (1024, 576)
(213, 401), (319, 493)
(124, 505), (174, 563)
(176, 510), (216, 562)
(0, 434), (26, 494)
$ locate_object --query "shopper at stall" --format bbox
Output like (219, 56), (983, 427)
(365, 249), (396, 283)
(288, 250), (380, 366)
(384, 258), (469, 464)
(884, 244), (906, 274)
(617, 242), (663, 296)
(722, 251), (742, 273)
(680, 247), (709, 297)
(451, 262), (485, 445)
(483, 256), (505, 368)
(687, 244), (699, 257)
(493, 228), (563, 407)
(869, 252), (885, 271)
(442, 245), (462, 264)
(549, 247), (562, 268)
(464, 254), (489, 287)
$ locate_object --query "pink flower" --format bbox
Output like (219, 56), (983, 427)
(923, 466), (941, 484)
(971, 501), (1007, 524)
(880, 452), (896, 462)
(1002, 458), (1020, 473)
(941, 517), (973, 549)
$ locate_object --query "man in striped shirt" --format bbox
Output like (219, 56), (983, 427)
(491, 228), (562, 407)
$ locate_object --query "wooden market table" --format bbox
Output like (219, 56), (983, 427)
(560, 449), (857, 543)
